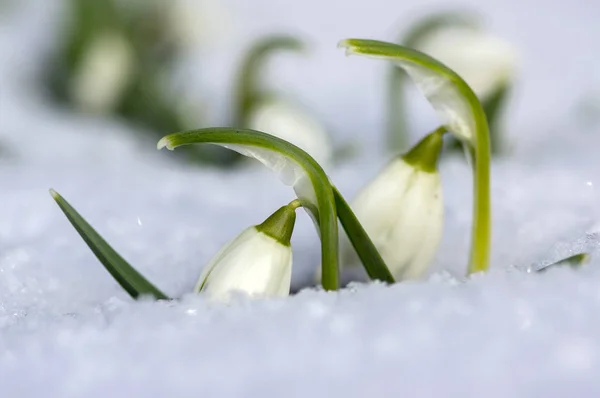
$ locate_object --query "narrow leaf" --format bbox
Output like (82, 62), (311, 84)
(537, 253), (591, 273)
(332, 186), (395, 283)
(50, 189), (169, 300)
(158, 128), (340, 291)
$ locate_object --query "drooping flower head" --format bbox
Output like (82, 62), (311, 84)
(196, 201), (299, 301)
(342, 128), (445, 280)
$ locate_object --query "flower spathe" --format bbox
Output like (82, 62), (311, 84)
(416, 26), (516, 101)
(248, 98), (332, 168)
(342, 128), (444, 280)
(195, 203), (297, 301)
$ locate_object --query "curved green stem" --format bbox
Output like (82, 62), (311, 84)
(158, 128), (339, 290)
(233, 35), (305, 127)
(339, 39), (492, 275)
(387, 11), (479, 153)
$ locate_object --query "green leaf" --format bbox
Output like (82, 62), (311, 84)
(233, 35), (305, 127)
(50, 189), (169, 300)
(158, 128), (340, 291)
(332, 186), (395, 283)
(537, 253), (591, 273)
(339, 39), (492, 275)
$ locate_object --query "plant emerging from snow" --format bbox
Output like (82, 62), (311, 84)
(195, 201), (299, 301)
(50, 37), (501, 301)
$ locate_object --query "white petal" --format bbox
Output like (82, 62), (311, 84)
(418, 26), (517, 99)
(342, 159), (443, 280)
(196, 227), (292, 301)
(398, 60), (476, 143)
(248, 98), (332, 168)
(167, 0), (232, 47)
(347, 158), (415, 244)
(218, 143), (318, 222)
(385, 172), (443, 279)
(70, 32), (135, 113)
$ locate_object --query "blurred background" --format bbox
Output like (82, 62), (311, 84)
(1, 0), (599, 166)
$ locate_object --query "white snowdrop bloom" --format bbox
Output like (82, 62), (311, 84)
(342, 129), (444, 281)
(195, 204), (297, 301)
(166, 0), (233, 48)
(248, 98), (332, 167)
(69, 32), (135, 113)
(417, 26), (516, 100)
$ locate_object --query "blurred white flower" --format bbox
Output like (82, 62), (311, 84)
(342, 129), (444, 280)
(417, 26), (517, 100)
(195, 204), (296, 301)
(69, 32), (135, 113)
(248, 98), (332, 167)
(167, 0), (234, 48)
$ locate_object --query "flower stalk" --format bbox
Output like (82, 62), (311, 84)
(158, 128), (341, 290)
(339, 39), (492, 275)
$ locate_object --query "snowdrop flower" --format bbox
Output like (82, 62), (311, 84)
(416, 26), (516, 100)
(195, 201), (299, 301)
(69, 32), (135, 113)
(342, 128), (444, 280)
(166, 0), (233, 48)
(248, 98), (332, 168)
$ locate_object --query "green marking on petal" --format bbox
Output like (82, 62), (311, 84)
(256, 204), (297, 246)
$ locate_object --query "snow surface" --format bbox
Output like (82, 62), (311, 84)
(2, 0), (600, 396)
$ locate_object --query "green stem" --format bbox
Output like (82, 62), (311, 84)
(469, 121), (492, 274)
(158, 128), (339, 290)
(387, 11), (479, 154)
(233, 36), (304, 127)
(339, 39), (492, 275)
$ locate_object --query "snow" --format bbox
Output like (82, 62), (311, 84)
(2, 0), (600, 396)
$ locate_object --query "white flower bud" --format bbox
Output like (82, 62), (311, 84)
(70, 32), (135, 113)
(248, 98), (332, 168)
(417, 26), (516, 100)
(342, 129), (444, 280)
(195, 204), (297, 301)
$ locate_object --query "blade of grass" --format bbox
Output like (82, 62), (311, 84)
(50, 189), (169, 300)
(537, 253), (590, 273)
(332, 186), (394, 283)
